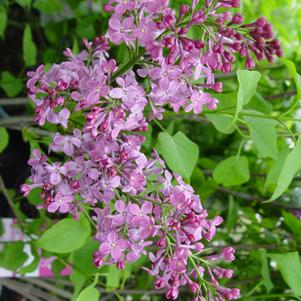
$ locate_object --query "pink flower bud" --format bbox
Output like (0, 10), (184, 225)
(116, 261), (125, 270)
(189, 282), (199, 294)
(231, 13), (244, 24)
(221, 247), (235, 262)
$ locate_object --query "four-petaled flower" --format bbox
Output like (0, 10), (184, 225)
(109, 17), (135, 45)
(48, 192), (73, 213)
(47, 108), (70, 128)
(99, 232), (128, 260)
(128, 202), (153, 226)
(45, 162), (67, 185)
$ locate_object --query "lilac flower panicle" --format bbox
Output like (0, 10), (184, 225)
(23, 0), (281, 299)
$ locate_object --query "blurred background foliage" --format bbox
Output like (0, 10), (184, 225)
(1, 1), (301, 301)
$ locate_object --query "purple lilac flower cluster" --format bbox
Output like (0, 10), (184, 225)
(22, 0), (280, 300)
(105, 0), (282, 118)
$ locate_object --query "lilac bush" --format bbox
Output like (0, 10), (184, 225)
(22, 0), (281, 300)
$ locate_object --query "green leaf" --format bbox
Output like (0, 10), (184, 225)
(23, 25), (37, 67)
(71, 239), (99, 274)
(0, 71), (23, 97)
(16, 0), (31, 7)
(264, 147), (290, 192)
(0, 219), (3, 236)
(270, 137), (301, 201)
(19, 244), (39, 275)
(19, 256), (39, 274)
(0, 127), (9, 153)
(260, 249), (274, 292)
(199, 179), (218, 200)
(199, 157), (217, 170)
(191, 167), (206, 195)
(0, 6), (7, 38)
(76, 284), (100, 301)
(269, 252), (301, 296)
(156, 131), (199, 179)
(226, 196), (238, 231)
(120, 264), (132, 288)
(245, 93), (273, 114)
(37, 214), (91, 253)
(281, 58), (301, 115)
(106, 265), (120, 289)
(51, 258), (65, 277)
(244, 112), (278, 159)
(205, 114), (235, 134)
(33, 0), (63, 13)
(166, 121), (175, 135)
(234, 69), (261, 122)
(215, 92), (237, 111)
(72, 36), (80, 54)
(131, 255), (148, 272)
(70, 270), (86, 301)
(76, 17), (96, 40)
(237, 69), (262, 103)
(22, 127), (39, 143)
(282, 58), (301, 99)
(27, 187), (42, 205)
(213, 156), (250, 187)
(0, 242), (28, 271)
(282, 211), (301, 241)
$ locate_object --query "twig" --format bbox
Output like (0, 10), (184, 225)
(0, 97), (30, 106)
(265, 90), (296, 100)
(0, 174), (23, 222)
(101, 294), (115, 301)
(0, 175), (36, 241)
(24, 278), (73, 299)
(97, 287), (168, 295)
(10, 278), (63, 301)
(226, 243), (288, 252)
(164, 113), (210, 124)
(216, 186), (264, 202)
(216, 187), (301, 210)
(0, 279), (43, 301)
(203, 169), (301, 182)
(43, 277), (74, 287)
(238, 293), (300, 300)
(0, 116), (34, 126)
(7, 125), (53, 136)
(200, 170), (301, 209)
(215, 72), (236, 79)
